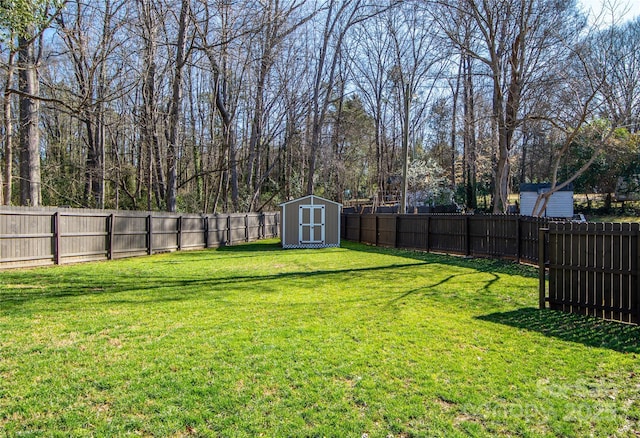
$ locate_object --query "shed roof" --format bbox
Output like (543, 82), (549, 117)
(279, 195), (342, 207)
(520, 183), (574, 193)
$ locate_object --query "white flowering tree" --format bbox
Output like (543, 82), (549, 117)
(406, 158), (452, 208)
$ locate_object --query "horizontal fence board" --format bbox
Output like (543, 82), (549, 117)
(0, 208), (279, 269)
(0, 233), (54, 239)
(0, 253), (54, 263)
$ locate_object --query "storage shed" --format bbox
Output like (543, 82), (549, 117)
(519, 183), (574, 218)
(279, 195), (342, 248)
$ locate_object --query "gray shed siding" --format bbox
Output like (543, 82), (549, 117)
(280, 195), (341, 248)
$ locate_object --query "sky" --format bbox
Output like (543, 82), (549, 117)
(579, 0), (640, 25)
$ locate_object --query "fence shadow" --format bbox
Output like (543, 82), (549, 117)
(341, 240), (538, 279)
(214, 240), (282, 252)
(477, 307), (640, 354)
(0, 242), (426, 310)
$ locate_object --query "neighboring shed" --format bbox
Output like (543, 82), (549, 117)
(519, 183), (574, 218)
(279, 195), (342, 248)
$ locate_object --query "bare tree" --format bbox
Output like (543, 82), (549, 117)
(192, 0), (252, 212)
(434, 0), (584, 213)
(243, 0), (317, 210)
(165, 0), (192, 212)
(462, 24), (478, 210)
(529, 14), (623, 216)
(137, 0), (164, 210)
(348, 15), (395, 208)
(0, 0), (64, 206)
(387, 3), (449, 212)
(54, 0), (132, 208)
(306, 0), (391, 195)
(598, 17), (640, 132)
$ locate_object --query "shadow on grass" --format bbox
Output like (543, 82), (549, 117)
(129, 241), (515, 308)
(214, 241), (283, 252)
(0, 257), (426, 310)
(340, 240), (537, 279)
(384, 271), (501, 308)
(0, 240), (528, 312)
(477, 307), (640, 354)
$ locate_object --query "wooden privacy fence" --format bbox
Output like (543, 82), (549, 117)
(542, 222), (640, 324)
(0, 207), (279, 269)
(341, 213), (550, 264)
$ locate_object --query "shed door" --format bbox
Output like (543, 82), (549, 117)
(299, 205), (325, 244)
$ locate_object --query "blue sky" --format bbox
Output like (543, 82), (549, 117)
(579, 0), (640, 24)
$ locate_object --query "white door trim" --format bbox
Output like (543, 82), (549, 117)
(299, 204), (325, 244)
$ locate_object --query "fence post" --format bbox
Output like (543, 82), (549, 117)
(245, 214), (249, 242)
(539, 227), (548, 309)
(358, 214), (362, 243)
(260, 213), (264, 239)
(53, 211), (60, 265)
(203, 216), (209, 248)
(147, 214), (153, 255)
(107, 213), (114, 260)
(227, 215), (232, 246)
(395, 214), (400, 248)
(177, 216), (182, 251)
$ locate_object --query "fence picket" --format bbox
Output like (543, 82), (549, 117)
(635, 228), (640, 324)
(539, 227), (548, 309)
(595, 222), (604, 319)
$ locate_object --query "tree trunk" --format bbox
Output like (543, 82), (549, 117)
(138, 0), (163, 210)
(247, 56), (268, 204)
(18, 34), (41, 207)
(2, 49), (16, 205)
(450, 61), (461, 191)
(165, 0), (189, 212)
(463, 51), (477, 210)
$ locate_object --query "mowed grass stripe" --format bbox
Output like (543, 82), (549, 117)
(1, 240), (639, 437)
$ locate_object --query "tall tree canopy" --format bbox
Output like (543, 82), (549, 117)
(0, 0), (636, 214)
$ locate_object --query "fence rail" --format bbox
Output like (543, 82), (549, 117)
(341, 213), (550, 265)
(0, 207), (279, 269)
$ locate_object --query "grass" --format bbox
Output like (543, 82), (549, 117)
(1, 240), (639, 437)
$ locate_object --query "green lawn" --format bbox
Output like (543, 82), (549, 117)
(1, 240), (639, 437)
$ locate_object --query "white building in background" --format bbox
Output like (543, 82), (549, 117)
(519, 183), (574, 218)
